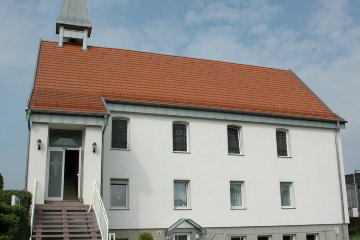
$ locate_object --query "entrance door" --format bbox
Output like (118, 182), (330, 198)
(174, 234), (190, 240)
(46, 148), (65, 200)
(63, 150), (80, 200)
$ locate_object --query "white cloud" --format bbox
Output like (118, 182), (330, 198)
(185, 0), (280, 26)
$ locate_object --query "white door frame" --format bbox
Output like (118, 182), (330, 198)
(77, 147), (82, 200)
(46, 147), (82, 201)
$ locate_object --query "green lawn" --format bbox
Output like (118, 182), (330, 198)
(350, 233), (360, 240)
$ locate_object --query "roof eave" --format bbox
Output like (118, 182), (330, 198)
(29, 109), (106, 117)
(104, 99), (346, 124)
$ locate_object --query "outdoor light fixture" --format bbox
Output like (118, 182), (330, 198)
(92, 142), (97, 153)
(195, 234), (200, 239)
(37, 139), (42, 150)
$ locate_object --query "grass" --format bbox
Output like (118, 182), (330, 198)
(350, 232), (360, 240)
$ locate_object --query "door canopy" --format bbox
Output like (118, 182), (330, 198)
(165, 218), (207, 237)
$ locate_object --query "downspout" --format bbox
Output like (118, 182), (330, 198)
(100, 97), (110, 197)
(24, 109), (31, 190)
(353, 170), (359, 211)
(334, 121), (347, 240)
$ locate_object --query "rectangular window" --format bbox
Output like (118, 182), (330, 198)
(230, 181), (244, 208)
(231, 236), (246, 240)
(228, 126), (241, 154)
(110, 179), (129, 208)
(280, 182), (294, 208)
(258, 236), (271, 240)
(276, 129), (289, 157)
(283, 235), (296, 240)
(173, 122), (188, 152)
(306, 234), (318, 240)
(174, 180), (189, 208)
(112, 119), (129, 149)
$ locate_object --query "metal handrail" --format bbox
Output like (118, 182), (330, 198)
(29, 179), (37, 240)
(89, 182), (109, 240)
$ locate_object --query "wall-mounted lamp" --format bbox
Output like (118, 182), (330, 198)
(37, 139), (42, 150)
(92, 142), (97, 153)
(195, 234), (200, 239)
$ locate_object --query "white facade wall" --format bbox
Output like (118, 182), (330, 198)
(27, 123), (49, 204)
(103, 112), (348, 230)
(82, 126), (103, 204)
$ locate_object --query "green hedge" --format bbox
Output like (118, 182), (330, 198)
(0, 190), (32, 211)
(0, 202), (30, 240)
(139, 232), (153, 240)
(349, 217), (360, 235)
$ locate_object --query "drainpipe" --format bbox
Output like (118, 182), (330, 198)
(353, 170), (359, 211)
(334, 121), (347, 240)
(24, 109), (32, 190)
(100, 97), (110, 197)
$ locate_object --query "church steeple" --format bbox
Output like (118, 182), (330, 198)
(56, 0), (92, 51)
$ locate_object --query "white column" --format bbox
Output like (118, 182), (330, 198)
(82, 29), (88, 51)
(58, 26), (64, 48)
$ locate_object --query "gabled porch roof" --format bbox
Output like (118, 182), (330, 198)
(165, 218), (207, 236)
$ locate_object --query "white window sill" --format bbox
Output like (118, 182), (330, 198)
(110, 148), (130, 151)
(174, 207), (192, 210)
(231, 206), (247, 210)
(173, 151), (191, 154)
(228, 153), (245, 156)
(110, 207), (129, 210)
(281, 206), (296, 209)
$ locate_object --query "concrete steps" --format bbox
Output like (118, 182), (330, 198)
(32, 201), (101, 240)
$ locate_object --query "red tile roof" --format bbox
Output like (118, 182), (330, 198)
(29, 41), (343, 122)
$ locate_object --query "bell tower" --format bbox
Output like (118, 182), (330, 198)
(56, 0), (92, 51)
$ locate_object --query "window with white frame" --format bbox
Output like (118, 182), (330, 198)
(228, 126), (242, 154)
(280, 182), (294, 208)
(230, 181), (245, 209)
(306, 234), (319, 240)
(174, 180), (190, 208)
(276, 129), (290, 157)
(283, 235), (296, 240)
(173, 122), (188, 152)
(110, 179), (129, 208)
(231, 236), (246, 240)
(112, 118), (129, 149)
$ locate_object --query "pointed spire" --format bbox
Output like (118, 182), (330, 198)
(56, 0), (92, 51)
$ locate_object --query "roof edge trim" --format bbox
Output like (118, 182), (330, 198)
(26, 40), (43, 114)
(30, 109), (106, 117)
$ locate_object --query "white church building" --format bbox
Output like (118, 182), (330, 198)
(25, 1), (349, 240)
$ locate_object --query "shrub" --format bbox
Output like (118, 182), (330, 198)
(0, 190), (32, 211)
(0, 202), (30, 240)
(349, 217), (360, 235)
(0, 173), (3, 190)
(139, 232), (154, 240)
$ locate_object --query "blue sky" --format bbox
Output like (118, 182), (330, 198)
(0, 0), (359, 189)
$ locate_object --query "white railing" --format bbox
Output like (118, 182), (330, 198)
(29, 179), (37, 240)
(89, 182), (109, 240)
